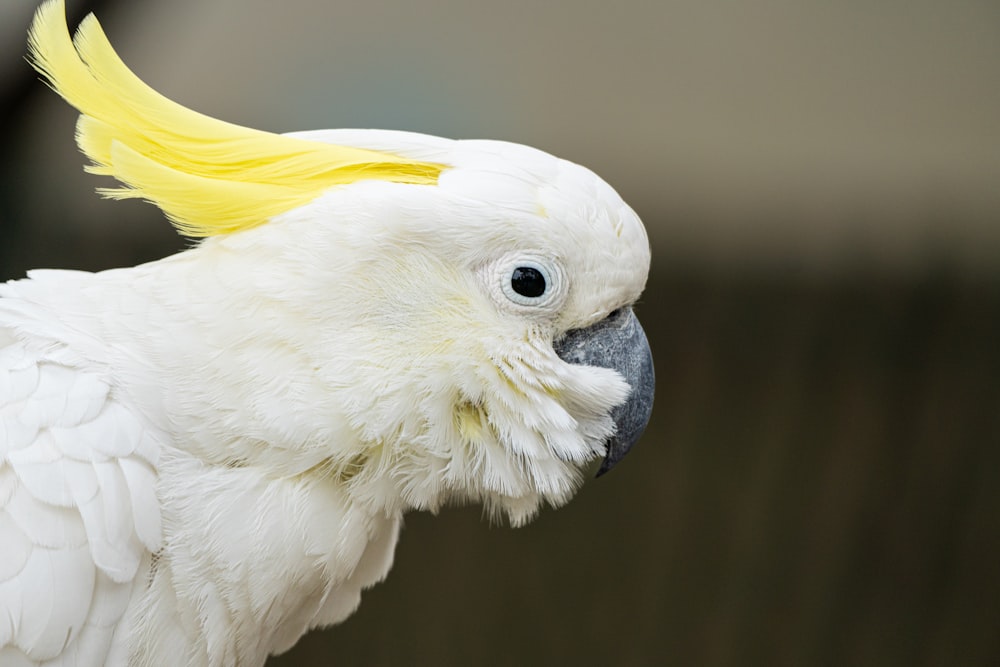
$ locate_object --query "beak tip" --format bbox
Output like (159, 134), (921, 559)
(595, 409), (651, 477)
(555, 307), (655, 478)
(595, 457), (616, 478)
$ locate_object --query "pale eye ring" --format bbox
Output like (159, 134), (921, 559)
(500, 257), (563, 308)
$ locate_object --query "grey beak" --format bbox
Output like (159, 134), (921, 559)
(554, 307), (655, 476)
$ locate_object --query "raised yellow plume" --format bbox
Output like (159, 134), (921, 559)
(27, 0), (445, 237)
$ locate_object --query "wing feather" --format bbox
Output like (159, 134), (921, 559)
(0, 606), (13, 648)
(0, 647), (34, 667)
(73, 470), (142, 584)
(10, 458), (95, 509)
(0, 512), (31, 582)
(118, 457), (161, 552)
(93, 460), (134, 549)
(0, 361), (38, 404)
(0, 467), (14, 506)
(14, 545), (95, 659)
(1, 325), (164, 665)
(5, 485), (88, 549)
(0, 405), (39, 453)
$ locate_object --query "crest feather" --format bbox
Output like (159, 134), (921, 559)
(27, 0), (445, 237)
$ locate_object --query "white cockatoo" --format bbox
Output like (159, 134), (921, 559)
(0, 1), (654, 665)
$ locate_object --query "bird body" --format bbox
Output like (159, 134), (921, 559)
(1, 2), (653, 665)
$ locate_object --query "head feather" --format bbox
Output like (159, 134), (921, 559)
(27, 0), (445, 237)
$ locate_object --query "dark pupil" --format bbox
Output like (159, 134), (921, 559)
(511, 266), (546, 298)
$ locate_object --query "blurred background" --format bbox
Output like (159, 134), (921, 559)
(2, 0), (998, 664)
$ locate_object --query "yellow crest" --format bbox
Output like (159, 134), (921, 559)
(27, 0), (445, 237)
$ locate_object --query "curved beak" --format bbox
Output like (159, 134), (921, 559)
(554, 307), (655, 476)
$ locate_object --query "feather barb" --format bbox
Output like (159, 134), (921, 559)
(27, 0), (445, 237)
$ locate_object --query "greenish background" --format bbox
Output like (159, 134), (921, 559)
(2, 1), (998, 664)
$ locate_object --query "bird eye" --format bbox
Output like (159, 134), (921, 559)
(511, 266), (547, 298)
(493, 254), (566, 311)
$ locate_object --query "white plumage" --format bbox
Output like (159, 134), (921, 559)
(0, 300), (159, 665)
(1, 2), (652, 665)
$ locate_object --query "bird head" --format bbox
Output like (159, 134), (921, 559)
(28, 0), (653, 525)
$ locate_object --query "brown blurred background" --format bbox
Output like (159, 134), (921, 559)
(2, 0), (998, 664)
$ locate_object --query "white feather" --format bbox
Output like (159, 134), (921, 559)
(5, 485), (88, 549)
(3, 106), (648, 667)
(0, 512), (31, 582)
(0, 363), (39, 405)
(117, 458), (160, 552)
(0, 325), (163, 664)
(0, 647), (34, 667)
(14, 546), (95, 660)
(0, 406), (39, 454)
